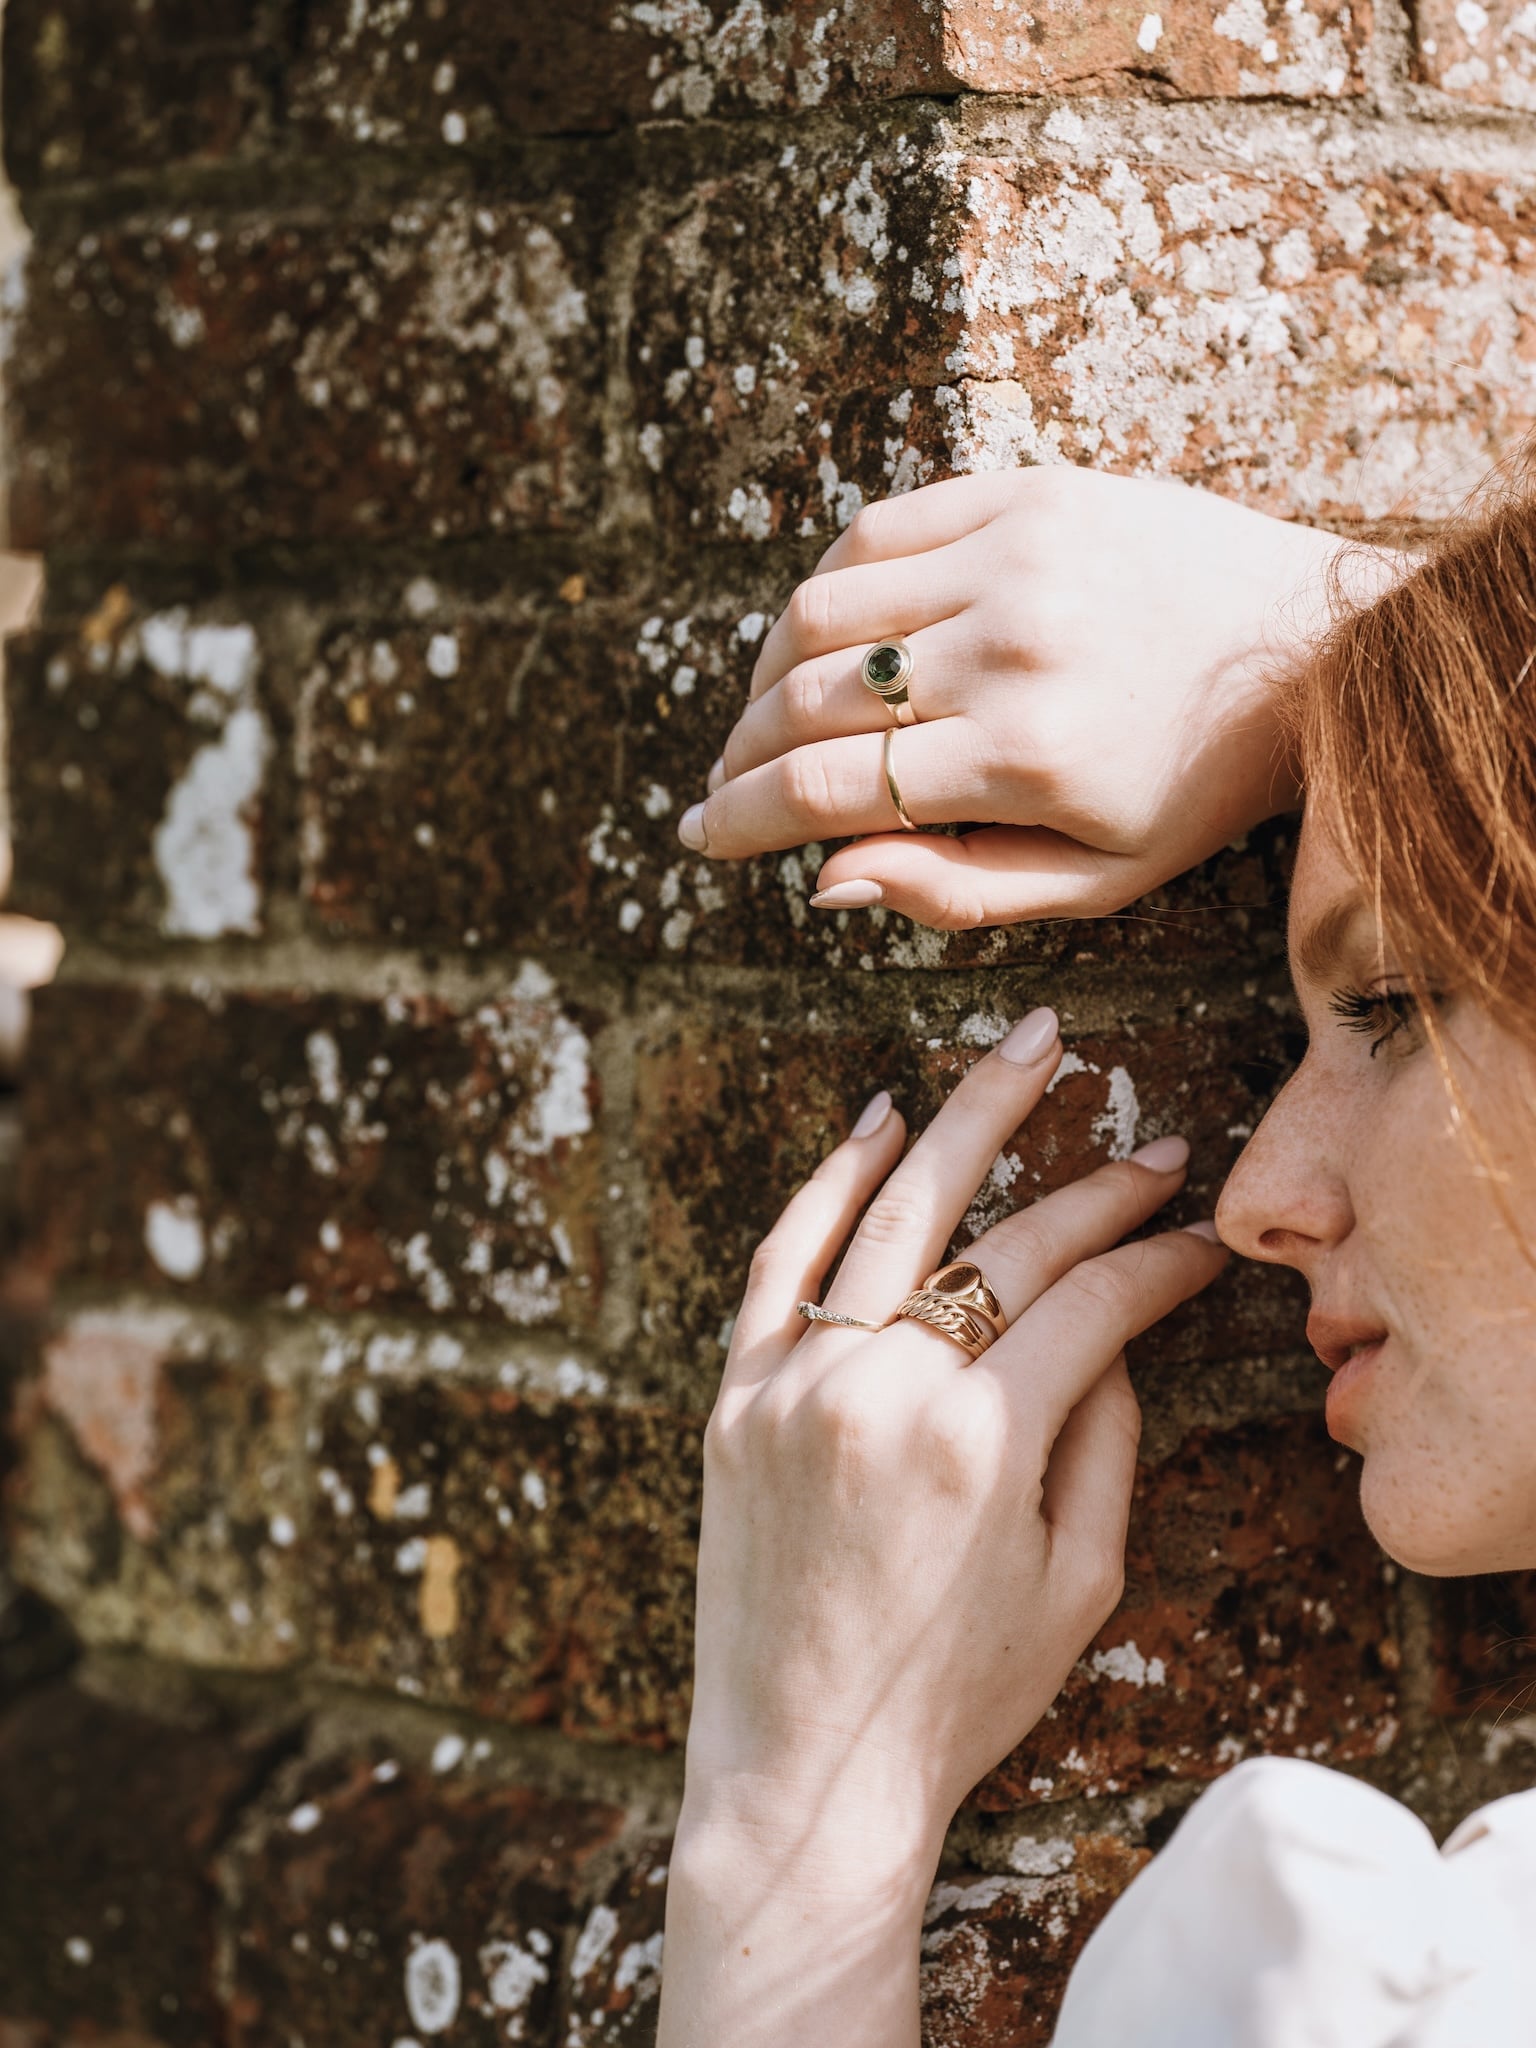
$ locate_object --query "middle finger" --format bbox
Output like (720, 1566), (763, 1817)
(823, 1011), (1063, 1321)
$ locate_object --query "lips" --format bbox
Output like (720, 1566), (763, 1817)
(1306, 1309), (1390, 1374)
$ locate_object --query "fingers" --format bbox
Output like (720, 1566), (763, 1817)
(721, 616), (971, 786)
(822, 1011), (1061, 1320)
(1011, 1226), (1229, 1428)
(963, 1138), (1193, 1327)
(725, 1092), (907, 1391)
(748, 548), (974, 703)
(681, 722), (996, 861)
(812, 474), (1019, 577)
(809, 827), (1146, 928)
(1039, 1356), (1141, 1563)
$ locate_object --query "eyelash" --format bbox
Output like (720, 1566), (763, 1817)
(1328, 984), (1422, 1059)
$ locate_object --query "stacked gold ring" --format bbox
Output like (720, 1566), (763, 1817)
(896, 1261), (1007, 1362)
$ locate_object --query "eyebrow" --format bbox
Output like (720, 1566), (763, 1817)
(1291, 893), (1370, 984)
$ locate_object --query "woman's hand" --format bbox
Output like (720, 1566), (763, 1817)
(657, 1008), (1228, 2048)
(677, 469), (1398, 929)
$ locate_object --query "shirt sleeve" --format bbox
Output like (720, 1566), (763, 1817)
(1050, 1757), (1536, 2048)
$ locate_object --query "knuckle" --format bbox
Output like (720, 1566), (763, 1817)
(799, 1373), (875, 1458)
(781, 661), (827, 734)
(1081, 1552), (1127, 1621)
(781, 746), (838, 830)
(999, 1210), (1058, 1275)
(928, 878), (991, 931)
(1068, 1255), (1138, 1320)
(786, 575), (836, 648)
(855, 1181), (933, 1251)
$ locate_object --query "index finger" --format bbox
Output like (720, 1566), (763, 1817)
(812, 473), (1018, 576)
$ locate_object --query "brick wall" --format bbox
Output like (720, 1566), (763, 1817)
(5, 4), (1536, 2042)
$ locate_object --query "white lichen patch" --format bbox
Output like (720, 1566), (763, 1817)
(144, 1196), (207, 1282)
(571, 1902), (619, 1982)
(1089, 1639), (1167, 1688)
(480, 1935), (550, 2032)
(405, 1937), (462, 2035)
(139, 609), (270, 938)
(1091, 1065), (1143, 1160)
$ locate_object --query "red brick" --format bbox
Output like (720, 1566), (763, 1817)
(300, 589), (1297, 972)
(309, 1374), (702, 1742)
(7, 195), (603, 552)
(642, 151), (1536, 540)
(0, 1682), (264, 2047)
(919, 1837), (1150, 2048)
(223, 1745), (625, 2045)
(943, 0), (1370, 97)
(21, 978), (605, 1331)
(290, 0), (953, 141)
(3, 0), (267, 185)
(1414, 0), (1536, 105)
(8, 1306), (309, 1668)
(634, 1008), (1306, 1396)
(979, 1412), (1399, 1807)
(562, 1841), (672, 2044)
(8, 596), (284, 939)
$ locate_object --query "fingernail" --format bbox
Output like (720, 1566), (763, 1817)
(707, 756), (726, 794)
(1130, 1134), (1190, 1173)
(810, 879), (884, 910)
(677, 802), (708, 853)
(997, 1007), (1059, 1066)
(1183, 1219), (1224, 1243)
(852, 1089), (893, 1139)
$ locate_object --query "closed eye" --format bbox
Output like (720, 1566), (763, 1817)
(1328, 984), (1421, 1058)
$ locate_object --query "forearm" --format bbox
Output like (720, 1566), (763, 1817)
(656, 1797), (942, 2048)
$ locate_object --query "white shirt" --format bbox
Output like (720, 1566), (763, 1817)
(1052, 1757), (1536, 2046)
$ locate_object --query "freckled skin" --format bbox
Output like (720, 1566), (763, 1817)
(1217, 813), (1536, 1575)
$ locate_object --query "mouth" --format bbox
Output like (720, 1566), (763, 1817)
(1307, 1310), (1390, 1441)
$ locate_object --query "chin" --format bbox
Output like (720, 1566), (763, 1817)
(1359, 1455), (1536, 1576)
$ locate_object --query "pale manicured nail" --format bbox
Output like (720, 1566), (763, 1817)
(677, 802), (708, 852)
(707, 756), (726, 794)
(810, 879), (884, 910)
(1183, 1219), (1223, 1243)
(852, 1089), (893, 1139)
(997, 1007), (1059, 1066)
(1130, 1134), (1190, 1173)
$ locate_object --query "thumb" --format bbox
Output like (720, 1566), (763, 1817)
(810, 826), (1147, 930)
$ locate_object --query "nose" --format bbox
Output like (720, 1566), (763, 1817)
(1215, 1057), (1355, 1276)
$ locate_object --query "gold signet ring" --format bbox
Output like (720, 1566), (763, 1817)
(861, 639), (917, 725)
(895, 1261), (1007, 1362)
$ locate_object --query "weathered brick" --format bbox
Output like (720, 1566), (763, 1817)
(300, 588), (1296, 972)
(946, 0), (1369, 97)
(0, 1681), (264, 2047)
(979, 1412), (1398, 1807)
(8, 594), (284, 939)
(563, 1841), (672, 2044)
(1414, 0), (1536, 106)
(919, 1839), (1150, 2048)
(223, 1743), (626, 2044)
(289, 0), (1367, 146)
(8, 1306), (309, 1667)
(290, 0), (952, 141)
(639, 150), (1536, 539)
(7, 194), (603, 551)
(310, 1374), (702, 1742)
(22, 976), (604, 1331)
(2, 0), (267, 185)
(634, 1008), (1305, 1396)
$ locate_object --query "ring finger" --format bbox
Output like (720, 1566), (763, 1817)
(720, 615), (976, 787)
(683, 717), (1007, 859)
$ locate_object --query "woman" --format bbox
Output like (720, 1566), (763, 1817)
(656, 464), (1536, 2043)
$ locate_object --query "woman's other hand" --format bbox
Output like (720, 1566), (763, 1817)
(678, 469), (1395, 929)
(657, 1009), (1228, 2048)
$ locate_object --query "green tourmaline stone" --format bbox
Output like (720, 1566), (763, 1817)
(867, 644), (903, 685)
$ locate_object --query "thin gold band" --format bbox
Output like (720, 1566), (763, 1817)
(797, 1301), (883, 1332)
(884, 726), (917, 831)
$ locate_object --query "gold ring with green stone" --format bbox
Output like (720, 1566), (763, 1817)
(861, 638), (917, 724)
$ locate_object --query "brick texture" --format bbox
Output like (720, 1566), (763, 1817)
(6, 0), (1536, 2041)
